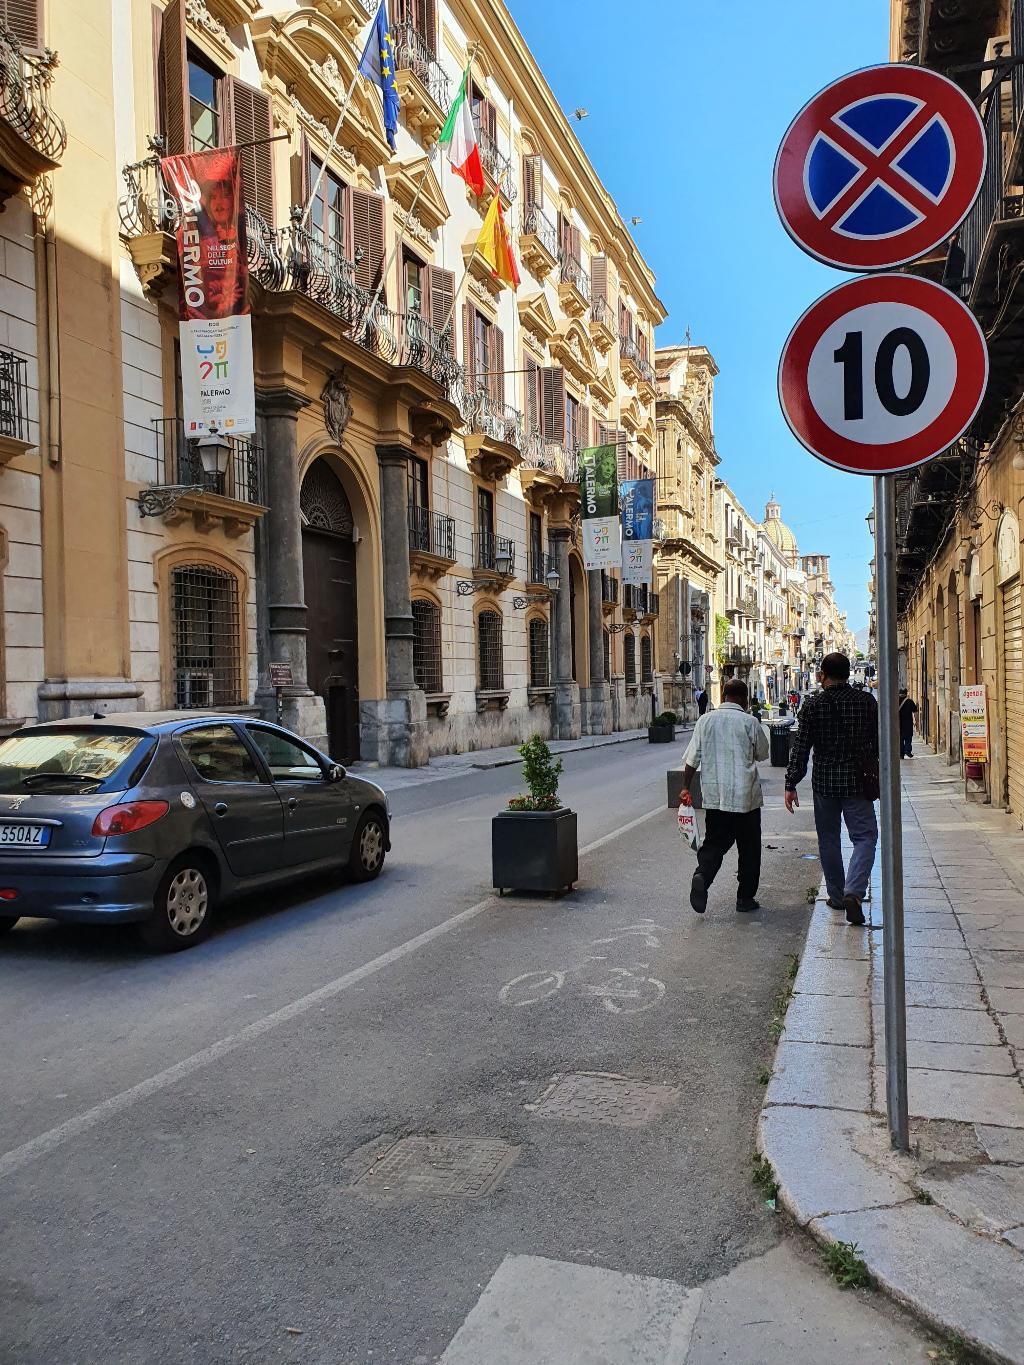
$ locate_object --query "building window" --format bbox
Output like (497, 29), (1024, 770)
(565, 392), (580, 451)
(412, 598), (442, 694)
(309, 155), (347, 256)
(404, 251), (424, 315)
(477, 485), (494, 536)
(188, 51), (221, 151)
(473, 310), (493, 390)
(529, 617), (550, 688)
(603, 627), (611, 682)
(624, 631), (636, 686)
(171, 564), (242, 708)
(408, 455), (429, 514)
(641, 634), (654, 684)
(477, 609), (504, 691)
(529, 512), (544, 583)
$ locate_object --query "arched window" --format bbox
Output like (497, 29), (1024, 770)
(623, 631), (636, 685)
(412, 598), (442, 694)
(528, 617), (550, 688)
(603, 627), (610, 682)
(172, 563), (242, 707)
(640, 634), (653, 684)
(477, 609), (504, 690)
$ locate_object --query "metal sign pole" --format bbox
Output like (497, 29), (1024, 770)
(874, 472), (910, 1151)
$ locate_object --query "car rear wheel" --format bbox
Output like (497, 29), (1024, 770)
(349, 811), (386, 882)
(0, 915), (18, 935)
(139, 857), (214, 952)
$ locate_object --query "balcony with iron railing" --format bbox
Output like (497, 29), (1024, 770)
(408, 505), (457, 572)
(601, 572), (619, 610)
(521, 429), (579, 485)
(519, 203), (560, 280)
(0, 24), (66, 202)
(144, 417), (266, 532)
(0, 348), (30, 460)
(472, 530), (516, 579)
(589, 293), (616, 353)
(474, 121), (516, 201)
(464, 390), (524, 480)
(558, 250), (591, 319)
(392, 21), (450, 138)
(527, 550), (556, 586)
(623, 584), (658, 618)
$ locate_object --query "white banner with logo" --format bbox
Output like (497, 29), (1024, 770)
(582, 515), (620, 570)
(621, 537), (653, 586)
(179, 314), (256, 436)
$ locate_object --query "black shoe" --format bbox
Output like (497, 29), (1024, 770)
(690, 871), (707, 914)
(826, 897), (845, 911)
(843, 894), (866, 926)
(736, 898), (760, 913)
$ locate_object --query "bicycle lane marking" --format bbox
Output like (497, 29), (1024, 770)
(0, 803), (667, 1181)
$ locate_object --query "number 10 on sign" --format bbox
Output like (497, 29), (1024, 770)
(778, 274), (988, 477)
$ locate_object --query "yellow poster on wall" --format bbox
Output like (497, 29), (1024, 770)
(960, 683), (989, 763)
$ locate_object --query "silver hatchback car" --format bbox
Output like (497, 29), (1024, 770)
(0, 712), (390, 951)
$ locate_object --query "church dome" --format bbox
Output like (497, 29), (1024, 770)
(763, 498), (797, 555)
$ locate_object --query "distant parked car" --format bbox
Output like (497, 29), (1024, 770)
(0, 712), (390, 951)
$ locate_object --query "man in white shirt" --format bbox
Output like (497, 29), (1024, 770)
(680, 677), (770, 914)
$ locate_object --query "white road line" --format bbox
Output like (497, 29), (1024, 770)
(0, 803), (668, 1181)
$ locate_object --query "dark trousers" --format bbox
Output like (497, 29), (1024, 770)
(696, 808), (761, 901)
(900, 731), (913, 757)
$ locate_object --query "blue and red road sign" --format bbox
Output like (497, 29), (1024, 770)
(774, 64), (986, 271)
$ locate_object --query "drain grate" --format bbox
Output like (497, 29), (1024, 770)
(529, 1072), (679, 1127)
(350, 1136), (519, 1199)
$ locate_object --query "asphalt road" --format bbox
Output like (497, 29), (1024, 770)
(1, 739), (936, 1364)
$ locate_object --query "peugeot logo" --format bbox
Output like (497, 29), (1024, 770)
(7, 796), (29, 810)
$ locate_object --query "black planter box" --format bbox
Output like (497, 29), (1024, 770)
(492, 807), (578, 895)
(648, 724), (675, 743)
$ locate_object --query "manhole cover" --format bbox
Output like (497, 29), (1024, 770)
(350, 1136), (519, 1199)
(529, 1072), (679, 1127)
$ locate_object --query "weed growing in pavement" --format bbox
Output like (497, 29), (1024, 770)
(805, 885), (818, 904)
(822, 1240), (871, 1289)
(915, 1188), (935, 1204)
(769, 955), (800, 1040)
(757, 1065), (771, 1085)
(752, 1155), (779, 1202)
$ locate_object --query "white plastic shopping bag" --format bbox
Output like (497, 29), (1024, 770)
(677, 803), (701, 851)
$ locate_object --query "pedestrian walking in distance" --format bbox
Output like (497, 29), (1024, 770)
(899, 688), (918, 759)
(680, 677), (769, 914)
(784, 652), (879, 927)
(696, 685), (710, 716)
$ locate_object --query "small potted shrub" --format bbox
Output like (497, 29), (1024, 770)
(648, 709), (678, 743)
(492, 735), (578, 895)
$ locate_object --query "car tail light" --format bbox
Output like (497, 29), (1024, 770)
(92, 800), (170, 837)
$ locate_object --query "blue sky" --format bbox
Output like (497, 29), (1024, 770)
(508, 0), (892, 633)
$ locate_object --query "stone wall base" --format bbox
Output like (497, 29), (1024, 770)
(425, 699), (554, 758)
(553, 680), (581, 740)
(360, 691), (428, 768)
(38, 678), (145, 721)
(580, 682), (612, 735)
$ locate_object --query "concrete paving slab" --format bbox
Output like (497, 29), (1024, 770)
(873, 1067), (1024, 1126)
(960, 930), (1024, 952)
(1003, 1014), (1024, 1047)
(793, 954), (869, 998)
(765, 1040), (870, 1111)
(869, 977), (985, 1009)
(900, 911), (962, 930)
(804, 916), (873, 960)
(891, 1040), (1016, 1075)
(437, 1254), (702, 1364)
(782, 992), (870, 1047)
(919, 1164), (1024, 1234)
(874, 953), (981, 985)
(1005, 1226), (1024, 1253)
(990, 987), (1024, 1013)
(901, 928), (967, 950)
(811, 1204), (1024, 1363)
(974, 953), (1024, 988)
(758, 1106), (910, 1225)
(871, 1006), (1003, 1046)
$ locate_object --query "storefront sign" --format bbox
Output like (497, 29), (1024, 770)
(162, 147), (256, 435)
(959, 683), (989, 763)
(620, 477), (654, 585)
(579, 444), (620, 569)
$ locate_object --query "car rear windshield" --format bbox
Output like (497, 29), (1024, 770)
(0, 731), (146, 793)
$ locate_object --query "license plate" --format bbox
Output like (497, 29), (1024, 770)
(0, 822), (50, 847)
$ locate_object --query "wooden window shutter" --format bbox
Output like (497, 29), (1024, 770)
(524, 356), (540, 432)
(420, 0), (438, 51)
(426, 266), (455, 353)
(616, 429), (629, 482)
(291, 131), (311, 211)
(2, 0), (41, 48)
(523, 153), (542, 209)
(483, 99), (497, 143)
(580, 404), (591, 449)
(490, 326), (505, 403)
(570, 224), (581, 262)
(592, 255), (608, 302)
(541, 367), (566, 443)
(598, 422), (614, 446)
(158, 0), (188, 154)
(462, 302), (476, 387)
(226, 78), (274, 220)
(350, 188), (385, 294)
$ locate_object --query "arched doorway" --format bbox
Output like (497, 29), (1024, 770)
(946, 569), (961, 764)
(934, 587), (946, 751)
(569, 552), (588, 686)
(300, 458), (360, 761)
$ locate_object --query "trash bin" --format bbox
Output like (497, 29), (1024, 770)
(768, 718), (794, 767)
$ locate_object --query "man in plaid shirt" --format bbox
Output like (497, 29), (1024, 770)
(784, 652), (879, 926)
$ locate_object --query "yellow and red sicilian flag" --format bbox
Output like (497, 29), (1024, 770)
(475, 196), (520, 291)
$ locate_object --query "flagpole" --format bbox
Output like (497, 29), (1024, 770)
(299, 1), (382, 233)
(358, 148), (437, 334)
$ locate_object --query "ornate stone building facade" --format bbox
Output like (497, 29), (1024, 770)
(2, 0), (667, 765)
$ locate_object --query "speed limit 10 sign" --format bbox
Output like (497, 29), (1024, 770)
(778, 273), (988, 476)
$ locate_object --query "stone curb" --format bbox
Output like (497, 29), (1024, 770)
(759, 882), (1024, 1365)
(468, 726), (693, 770)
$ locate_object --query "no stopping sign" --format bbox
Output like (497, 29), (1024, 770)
(778, 274), (988, 475)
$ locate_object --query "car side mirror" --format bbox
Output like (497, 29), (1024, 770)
(328, 763), (346, 782)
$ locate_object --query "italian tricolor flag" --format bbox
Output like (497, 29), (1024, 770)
(440, 66), (485, 197)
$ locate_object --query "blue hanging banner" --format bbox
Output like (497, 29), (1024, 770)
(620, 478), (654, 584)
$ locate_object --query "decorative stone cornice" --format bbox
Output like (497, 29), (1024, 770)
(186, 0), (231, 53)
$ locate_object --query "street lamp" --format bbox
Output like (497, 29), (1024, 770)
(544, 565), (561, 592)
(197, 427), (231, 479)
(495, 545), (513, 577)
(866, 508), (875, 536)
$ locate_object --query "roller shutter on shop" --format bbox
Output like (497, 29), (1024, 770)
(1002, 579), (1024, 821)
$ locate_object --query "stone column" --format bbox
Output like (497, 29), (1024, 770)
(367, 443), (428, 768)
(582, 568), (611, 734)
(550, 527), (580, 740)
(257, 389), (327, 748)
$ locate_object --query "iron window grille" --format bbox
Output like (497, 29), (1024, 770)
(477, 609), (504, 690)
(412, 598), (443, 693)
(473, 531), (516, 576)
(623, 631), (637, 686)
(601, 572), (619, 606)
(528, 617), (550, 688)
(409, 505), (456, 560)
(0, 348), (28, 441)
(393, 20), (450, 110)
(528, 550), (555, 585)
(171, 563), (242, 708)
(155, 418), (264, 505)
(640, 635), (654, 684)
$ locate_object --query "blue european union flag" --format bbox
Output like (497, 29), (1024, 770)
(358, 1), (399, 151)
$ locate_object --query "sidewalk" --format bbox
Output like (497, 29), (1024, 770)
(760, 750), (1024, 1363)
(349, 725), (672, 793)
